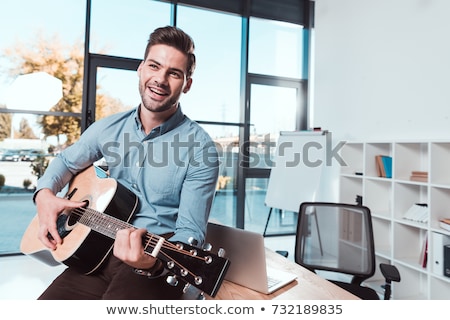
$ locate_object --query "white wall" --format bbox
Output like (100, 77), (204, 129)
(312, 0), (450, 143)
(309, 0), (450, 202)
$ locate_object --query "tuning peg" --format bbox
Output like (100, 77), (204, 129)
(181, 283), (205, 300)
(203, 242), (212, 251)
(218, 248), (226, 258)
(166, 275), (178, 287)
(188, 237), (198, 246)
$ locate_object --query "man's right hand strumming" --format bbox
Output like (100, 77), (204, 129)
(34, 188), (85, 250)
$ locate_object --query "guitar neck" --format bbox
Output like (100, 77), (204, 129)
(77, 207), (136, 239)
(76, 207), (163, 254)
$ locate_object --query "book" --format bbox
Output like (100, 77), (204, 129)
(411, 171), (428, 176)
(439, 219), (450, 232)
(375, 155), (386, 177)
(410, 175), (428, 182)
(410, 170), (428, 182)
(375, 155), (392, 178)
(403, 203), (428, 223)
(419, 234), (428, 268)
(382, 156), (392, 178)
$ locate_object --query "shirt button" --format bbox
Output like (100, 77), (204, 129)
(136, 161), (140, 167)
(132, 183), (138, 189)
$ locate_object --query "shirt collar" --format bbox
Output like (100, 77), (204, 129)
(134, 104), (186, 140)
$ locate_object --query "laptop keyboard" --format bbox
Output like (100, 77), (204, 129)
(267, 275), (282, 289)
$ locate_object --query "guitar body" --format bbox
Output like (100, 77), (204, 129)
(20, 166), (139, 274)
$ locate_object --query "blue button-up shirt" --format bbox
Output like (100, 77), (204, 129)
(36, 106), (219, 244)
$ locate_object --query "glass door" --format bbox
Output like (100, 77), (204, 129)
(242, 74), (306, 234)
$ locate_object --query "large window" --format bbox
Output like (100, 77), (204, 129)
(176, 5), (242, 125)
(90, 0), (171, 59)
(0, 0), (86, 255)
(249, 17), (305, 79)
(95, 67), (140, 119)
(0, 0), (312, 255)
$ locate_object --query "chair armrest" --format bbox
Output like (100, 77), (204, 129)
(379, 263), (401, 283)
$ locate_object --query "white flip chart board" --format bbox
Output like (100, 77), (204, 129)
(264, 131), (328, 213)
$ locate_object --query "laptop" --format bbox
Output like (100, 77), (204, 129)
(205, 222), (297, 294)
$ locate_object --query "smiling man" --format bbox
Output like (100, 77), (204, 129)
(137, 31), (194, 132)
(33, 26), (220, 300)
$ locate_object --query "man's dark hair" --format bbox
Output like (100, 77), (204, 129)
(144, 26), (196, 79)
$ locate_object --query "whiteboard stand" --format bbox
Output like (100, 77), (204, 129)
(263, 207), (277, 237)
(263, 130), (329, 237)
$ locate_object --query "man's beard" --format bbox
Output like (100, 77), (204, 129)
(141, 96), (177, 113)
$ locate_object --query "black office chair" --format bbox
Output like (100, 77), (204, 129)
(294, 202), (400, 300)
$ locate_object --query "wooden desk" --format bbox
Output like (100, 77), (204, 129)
(209, 249), (359, 300)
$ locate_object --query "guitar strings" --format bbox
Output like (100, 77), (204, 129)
(68, 207), (209, 263)
(69, 206), (209, 280)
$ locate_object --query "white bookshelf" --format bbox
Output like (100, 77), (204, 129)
(339, 141), (450, 300)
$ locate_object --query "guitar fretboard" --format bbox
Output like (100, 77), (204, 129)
(76, 207), (133, 240)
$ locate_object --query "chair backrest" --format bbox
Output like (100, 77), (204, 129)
(294, 202), (376, 285)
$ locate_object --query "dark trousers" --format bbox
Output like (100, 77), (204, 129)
(38, 255), (184, 300)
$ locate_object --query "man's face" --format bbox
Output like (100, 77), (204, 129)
(138, 44), (192, 113)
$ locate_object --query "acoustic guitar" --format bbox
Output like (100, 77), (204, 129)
(20, 165), (230, 297)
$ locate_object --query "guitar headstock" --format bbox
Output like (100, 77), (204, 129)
(144, 238), (230, 297)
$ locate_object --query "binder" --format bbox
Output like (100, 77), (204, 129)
(445, 245), (450, 278)
(432, 232), (450, 276)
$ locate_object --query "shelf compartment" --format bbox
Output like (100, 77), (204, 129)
(430, 142), (450, 185)
(364, 143), (392, 178)
(393, 182), (428, 223)
(429, 231), (450, 278)
(393, 223), (428, 269)
(393, 264), (428, 300)
(372, 217), (392, 257)
(339, 176), (362, 205)
(394, 142), (428, 182)
(364, 178), (392, 218)
(430, 186), (450, 230)
(339, 142), (364, 175)
(430, 276), (450, 299)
